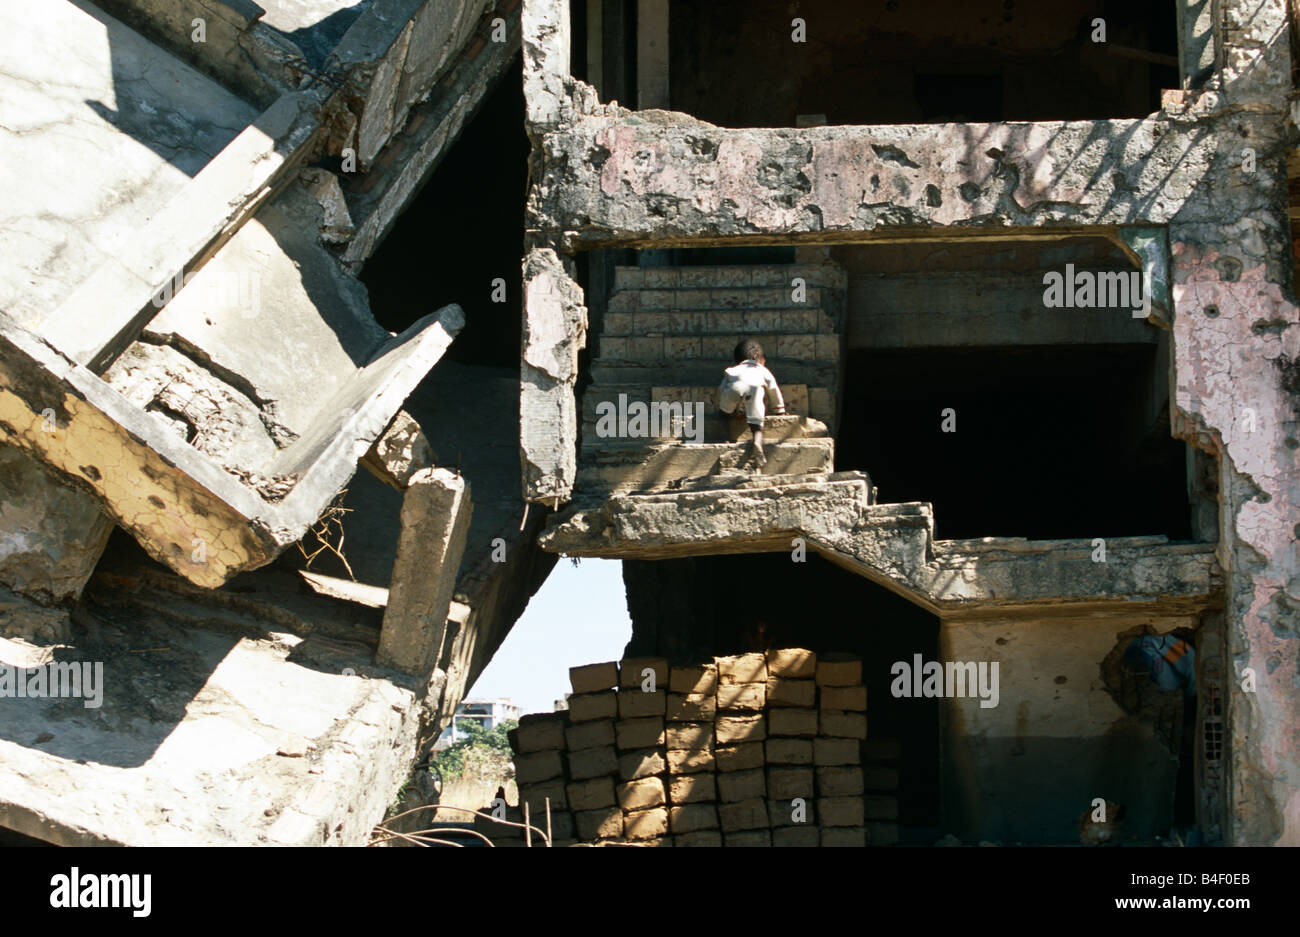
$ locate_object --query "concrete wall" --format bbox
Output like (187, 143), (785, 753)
(940, 614), (1189, 843)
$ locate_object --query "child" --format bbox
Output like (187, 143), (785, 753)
(717, 338), (786, 466)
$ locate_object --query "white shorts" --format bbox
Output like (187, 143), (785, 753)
(718, 380), (766, 424)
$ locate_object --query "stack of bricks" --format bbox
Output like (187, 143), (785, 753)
(507, 648), (872, 846)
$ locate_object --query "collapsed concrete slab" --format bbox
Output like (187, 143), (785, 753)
(0, 588), (421, 846)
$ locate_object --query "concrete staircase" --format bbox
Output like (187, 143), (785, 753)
(578, 262), (847, 497)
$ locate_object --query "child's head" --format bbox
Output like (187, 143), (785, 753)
(734, 338), (765, 365)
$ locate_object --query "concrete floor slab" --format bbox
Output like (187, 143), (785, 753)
(0, 0), (258, 333)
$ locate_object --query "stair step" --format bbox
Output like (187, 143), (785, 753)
(601, 308), (836, 337)
(613, 263), (848, 292)
(595, 334), (841, 365)
(577, 438), (836, 496)
(608, 286), (831, 312)
(590, 360), (839, 392)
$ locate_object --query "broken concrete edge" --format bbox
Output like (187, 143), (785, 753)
(361, 410), (436, 490)
(0, 449), (114, 607)
(41, 90), (326, 369)
(0, 303), (463, 588)
(537, 479), (1220, 615)
(377, 467), (474, 675)
(521, 246), (588, 504)
(327, 0), (501, 169)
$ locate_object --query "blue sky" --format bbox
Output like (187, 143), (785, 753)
(466, 558), (631, 716)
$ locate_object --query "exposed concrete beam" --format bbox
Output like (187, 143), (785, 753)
(527, 112), (1221, 249)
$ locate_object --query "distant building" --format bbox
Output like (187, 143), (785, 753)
(436, 697), (521, 748)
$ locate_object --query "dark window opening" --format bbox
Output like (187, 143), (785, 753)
(360, 57), (527, 369)
(838, 344), (1193, 541)
(668, 0), (1179, 127)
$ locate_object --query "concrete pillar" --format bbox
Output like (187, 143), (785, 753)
(377, 468), (473, 676)
(636, 0), (669, 109)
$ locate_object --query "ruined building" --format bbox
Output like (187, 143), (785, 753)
(0, 0), (1296, 846)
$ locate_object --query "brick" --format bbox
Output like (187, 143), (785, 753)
(862, 766), (900, 790)
(570, 661), (618, 695)
(618, 749), (666, 781)
(616, 776), (665, 811)
(674, 830), (723, 847)
(513, 713), (566, 753)
(766, 678), (816, 707)
(545, 811), (576, 842)
(666, 693), (716, 721)
(669, 803), (719, 833)
(568, 746), (618, 781)
(822, 827), (867, 847)
(518, 779), (567, 813)
(514, 750), (564, 785)
(767, 767), (814, 800)
(618, 689), (666, 718)
(669, 772), (716, 804)
(819, 710), (867, 739)
(819, 796), (865, 827)
(566, 719), (615, 751)
(716, 652), (768, 684)
(861, 738), (902, 761)
(574, 807), (623, 841)
(773, 826), (820, 847)
(816, 654), (862, 686)
(717, 683), (766, 710)
(715, 713), (766, 745)
(669, 663), (717, 695)
(767, 708), (818, 737)
(724, 830), (772, 846)
(820, 686), (867, 711)
(568, 690), (618, 723)
(567, 777), (616, 811)
(865, 796), (899, 821)
(867, 821), (900, 846)
(667, 748), (713, 774)
(719, 798), (768, 832)
(615, 717), (665, 750)
(665, 722), (713, 751)
(623, 806), (669, 840)
(717, 768), (766, 802)
(765, 648), (817, 679)
(716, 742), (764, 772)
(766, 738), (813, 765)
(816, 766), (864, 796)
(814, 738), (860, 766)
(620, 657), (669, 689)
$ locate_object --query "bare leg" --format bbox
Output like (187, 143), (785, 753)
(750, 423), (766, 466)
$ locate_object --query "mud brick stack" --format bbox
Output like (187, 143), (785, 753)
(505, 649), (875, 846)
